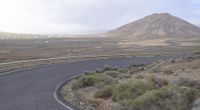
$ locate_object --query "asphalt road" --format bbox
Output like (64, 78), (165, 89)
(0, 55), (182, 110)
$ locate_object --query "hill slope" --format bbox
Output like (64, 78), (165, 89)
(108, 13), (200, 39)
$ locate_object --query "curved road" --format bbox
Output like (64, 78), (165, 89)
(0, 55), (182, 110)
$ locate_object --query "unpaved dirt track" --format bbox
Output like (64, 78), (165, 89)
(0, 55), (182, 110)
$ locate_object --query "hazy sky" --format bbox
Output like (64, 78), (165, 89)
(0, 0), (200, 34)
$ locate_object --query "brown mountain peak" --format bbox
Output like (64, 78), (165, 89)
(108, 13), (200, 39)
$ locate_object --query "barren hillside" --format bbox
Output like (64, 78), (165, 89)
(108, 13), (200, 39)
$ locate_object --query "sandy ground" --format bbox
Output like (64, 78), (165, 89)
(118, 38), (170, 47)
(0, 37), (199, 63)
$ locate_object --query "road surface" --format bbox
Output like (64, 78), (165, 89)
(0, 55), (182, 110)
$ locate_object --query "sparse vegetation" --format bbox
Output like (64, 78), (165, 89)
(102, 65), (118, 72)
(174, 78), (200, 89)
(146, 75), (169, 87)
(163, 69), (173, 75)
(104, 71), (119, 78)
(60, 57), (200, 110)
(94, 85), (113, 99)
(119, 85), (197, 110)
(112, 79), (158, 102)
(71, 72), (101, 90)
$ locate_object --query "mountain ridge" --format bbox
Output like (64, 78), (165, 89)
(108, 13), (200, 39)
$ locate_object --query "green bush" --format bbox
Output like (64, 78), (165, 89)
(119, 85), (197, 110)
(175, 78), (200, 89)
(71, 72), (101, 90)
(95, 68), (101, 73)
(112, 79), (157, 101)
(100, 74), (115, 85)
(147, 75), (169, 87)
(118, 67), (129, 73)
(94, 85), (113, 99)
(102, 65), (118, 72)
(83, 71), (97, 75)
(104, 71), (119, 78)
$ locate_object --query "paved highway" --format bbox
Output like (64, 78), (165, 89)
(0, 55), (182, 110)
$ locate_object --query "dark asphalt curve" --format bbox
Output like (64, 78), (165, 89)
(0, 55), (181, 110)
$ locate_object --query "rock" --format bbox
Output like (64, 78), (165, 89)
(192, 98), (200, 110)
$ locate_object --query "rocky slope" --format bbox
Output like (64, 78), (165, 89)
(108, 13), (200, 39)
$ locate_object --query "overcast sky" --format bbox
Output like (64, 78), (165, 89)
(0, 0), (200, 34)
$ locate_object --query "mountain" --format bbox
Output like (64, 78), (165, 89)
(107, 13), (200, 39)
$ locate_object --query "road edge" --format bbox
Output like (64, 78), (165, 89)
(54, 74), (82, 110)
